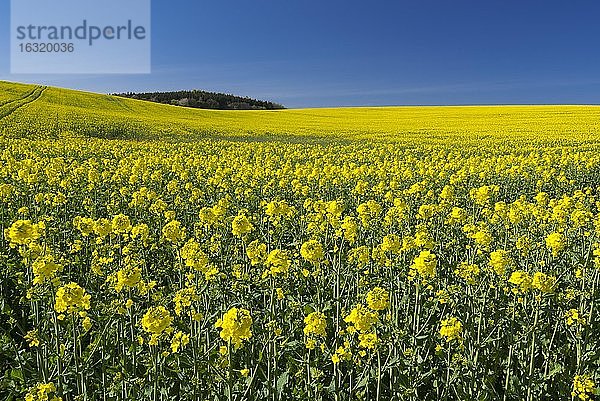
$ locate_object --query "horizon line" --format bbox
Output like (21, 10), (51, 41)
(3, 79), (600, 109)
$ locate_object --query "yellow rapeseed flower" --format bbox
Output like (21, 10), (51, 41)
(54, 282), (91, 314)
(366, 287), (389, 311)
(303, 311), (327, 337)
(572, 375), (596, 400)
(300, 240), (324, 263)
(162, 220), (186, 243)
(231, 213), (253, 237)
(170, 331), (190, 353)
(265, 249), (290, 275)
(344, 304), (378, 332)
(532, 272), (557, 293)
(409, 250), (437, 281)
(24, 382), (61, 401)
(439, 317), (462, 342)
(5, 219), (43, 247)
(215, 307), (252, 349)
(508, 271), (532, 293)
(545, 232), (566, 256)
(141, 306), (173, 335)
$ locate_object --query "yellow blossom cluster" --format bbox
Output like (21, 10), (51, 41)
(215, 307), (253, 349)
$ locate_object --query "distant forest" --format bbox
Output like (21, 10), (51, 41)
(113, 89), (285, 110)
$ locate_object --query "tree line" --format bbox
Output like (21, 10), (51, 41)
(113, 89), (285, 110)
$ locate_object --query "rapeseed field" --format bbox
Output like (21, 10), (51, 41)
(1, 81), (599, 400)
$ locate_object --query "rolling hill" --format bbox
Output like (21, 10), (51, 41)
(1, 81), (600, 145)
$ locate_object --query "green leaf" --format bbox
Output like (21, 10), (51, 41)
(303, 304), (315, 315)
(547, 363), (563, 378)
(276, 371), (289, 396)
(356, 374), (369, 388)
(9, 369), (23, 382)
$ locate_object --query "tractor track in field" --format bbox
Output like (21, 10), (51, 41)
(0, 85), (47, 121)
(0, 86), (39, 107)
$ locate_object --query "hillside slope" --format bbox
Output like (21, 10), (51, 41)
(1, 81), (600, 144)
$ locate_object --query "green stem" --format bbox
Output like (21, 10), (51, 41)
(526, 304), (539, 401)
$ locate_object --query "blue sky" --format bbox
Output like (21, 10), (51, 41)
(2, 0), (600, 107)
